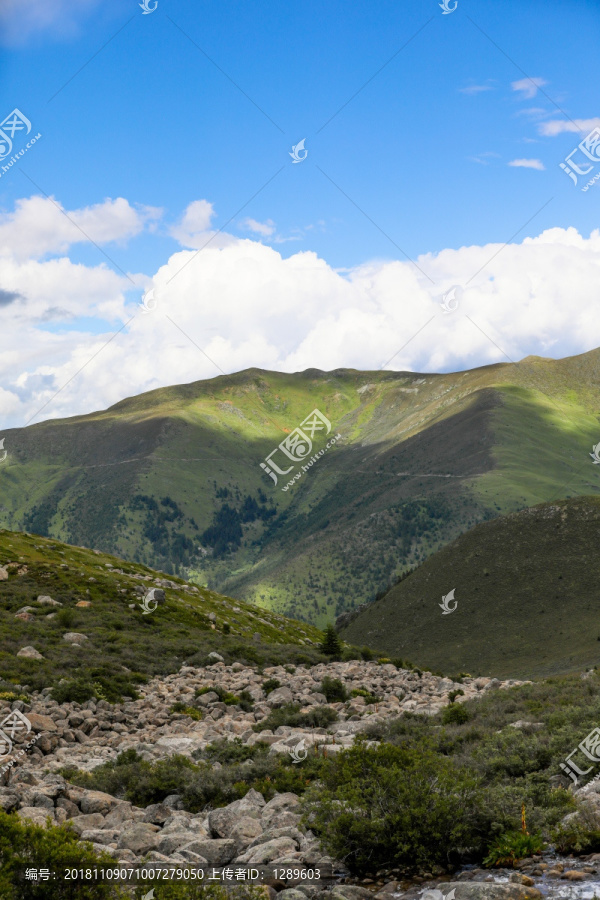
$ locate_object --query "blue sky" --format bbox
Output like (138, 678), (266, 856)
(2, 0), (598, 270)
(0, 0), (598, 425)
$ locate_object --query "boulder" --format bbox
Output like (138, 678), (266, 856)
(229, 816), (264, 850)
(422, 884), (542, 900)
(117, 823), (161, 855)
(63, 633), (88, 644)
(16, 646), (44, 660)
(157, 832), (206, 856)
(36, 596), (62, 606)
(179, 838), (236, 866)
(69, 814), (107, 835)
(17, 807), (55, 827)
(27, 713), (57, 733)
(267, 687), (294, 708)
(236, 836), (299, 865)
(79, 790), (121, 815)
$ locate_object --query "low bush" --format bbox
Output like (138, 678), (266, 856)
(195, 685), (251, 707)
(262, 678), (281, 695)
(63, 746), (327, 812)
(51, 673), (141, 704)
(303, 741), (484, 875)
(253, 703), (338, 733)
(350, 688), (381, 705)
(320, 676), (348, 703)
(483, 830), (544, 867)
(170, 702), (202, 720)
(0, 809), (124, 898)
(442, 703), (471, 725)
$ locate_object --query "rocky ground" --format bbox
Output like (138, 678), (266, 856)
(2, 658), (593, 898)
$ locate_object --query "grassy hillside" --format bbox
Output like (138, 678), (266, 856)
(0, 530), (325, 699)
(1, 349), (599, 626)
(339, 496), (600, 679)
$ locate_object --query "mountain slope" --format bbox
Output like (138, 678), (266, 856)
(0, 529), (324, 698)
(339, 496), (600, 679)
(1, 349), (600, 625)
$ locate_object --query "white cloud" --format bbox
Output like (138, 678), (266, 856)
(0, 0), (100, 45)
(459, 84), (494, 95)
(512, 77), (547, 99)
(169, 200), (238, 250)
(2, 196), (600, 429)
(539, 118), (600, 137)
(0, 196), (160, 261)
(508, 158), (545, 170)
(241, 218), (276, 238)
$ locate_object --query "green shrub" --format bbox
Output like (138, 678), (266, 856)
(262, 678), (281, 695)
(170, 702), (202, 721)
(0, 809), (124, 898)
(320, 676), (348, 703)
(448, 689), (465, 703)
(63, 746), (326, 813)
(0, 691), (29, 703)
(350, 688), (381, 705)
(442, 703), (471, 725)
(483, 830), (544, 867)
(198, 739), (267, 764)
(253, 703), (338, 733)
(51, 674), (140, 705)
(195, 685), (246, 706)
(56, 608), (76, 629)
(303, 741), (484, 875)
(51, 679), (96, 704)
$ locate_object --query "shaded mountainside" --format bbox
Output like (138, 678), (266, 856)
(339, 496), (600, 679)
(1, 349), (600, 626)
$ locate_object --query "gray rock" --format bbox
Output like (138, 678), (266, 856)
(208, 652), (224, 663)
(117, 823), (161, 855)
(36, 595), (62, 607)
(180, 838), (236, 866)
(423, 884), (542, 900)
(267, 687), (294, 708)
(70, 814), (107, 835)
(63, 632), (88, 644)
(236, 836), (299, 865)
(79, 790), (121, 815)
(229, 816), (264, 850)
(330, 888), (373, 900)
(157, 831), (205, 856)
(16, 646), (44, 659)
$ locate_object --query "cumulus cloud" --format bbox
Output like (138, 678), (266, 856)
(169, 199), (238, 250)
(0, 196), (161, 261)
(539, 118), (600, 137)
(508, 159), (545, 170)
(512, 77), (547, 99)
(1, 195), (600, 428)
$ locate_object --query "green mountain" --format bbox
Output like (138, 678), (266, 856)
(0, 529), (324, 699)
(339, 496), (600, 679)
(1, 348), (599, 626)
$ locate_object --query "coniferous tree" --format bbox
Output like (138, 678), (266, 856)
(320, 623), (342, 658)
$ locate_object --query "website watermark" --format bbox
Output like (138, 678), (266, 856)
(560, 726), (600, 785)
(281, 433), (342, 492)
(0, 709), (41, 774)
(439, 588), (458, 615)
(560, 126), (600, 191)
(0, 109), (41, 179)
(260, 408), (334, 488)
